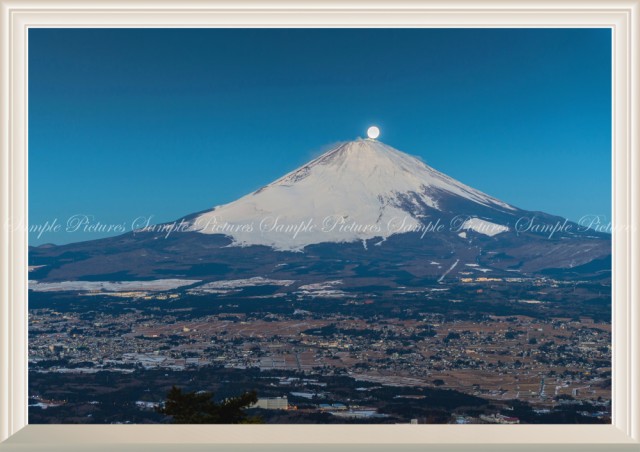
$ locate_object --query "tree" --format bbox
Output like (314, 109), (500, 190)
(157, 386), (263, 424)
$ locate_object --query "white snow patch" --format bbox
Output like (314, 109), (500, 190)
(461, 218), (509, 237)
(28, 279), (200, 292)
(296, 280), (351, 298)
(438, 259), (460, 283)
(297, 289), (352, 298)
(298, 280), (343, 291)
(188, 277), (295, 295)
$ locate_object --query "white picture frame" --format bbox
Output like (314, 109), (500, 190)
(1, 0), (638, 450)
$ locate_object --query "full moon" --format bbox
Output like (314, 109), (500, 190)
(367, 126), (380, 139)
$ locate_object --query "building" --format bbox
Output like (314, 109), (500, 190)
(480, 413), (520, 424)
(252, 396), (288, 410)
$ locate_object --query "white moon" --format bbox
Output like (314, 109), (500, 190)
(367, 126), (380, 139)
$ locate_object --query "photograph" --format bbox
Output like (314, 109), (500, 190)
(27, 27), (612, 425)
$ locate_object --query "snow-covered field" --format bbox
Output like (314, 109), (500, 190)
(296, 289), (352, 299)
(296, 280), (352, 298)
(187, 276), (295, 295)
(298, 280), (343, 291)
(28, 265), (46, 272)
(28, 279), (201, 292)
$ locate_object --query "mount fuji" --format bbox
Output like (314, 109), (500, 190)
(29, 138), (611, 287)
(191, 139), (515, 250)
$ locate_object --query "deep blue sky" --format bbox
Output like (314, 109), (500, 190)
(29, 28), (611, 245)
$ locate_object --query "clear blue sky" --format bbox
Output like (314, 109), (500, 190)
(29, 28), (611, 245)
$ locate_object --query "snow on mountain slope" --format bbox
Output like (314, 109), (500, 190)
(461, 218), (509, 237)
(191, 139), (514, 250)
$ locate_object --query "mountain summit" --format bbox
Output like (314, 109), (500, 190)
(191, 139), (516, 250)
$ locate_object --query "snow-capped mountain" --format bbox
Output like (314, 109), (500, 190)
(191, 139), (515, 250)
(28, 136), (611, 284)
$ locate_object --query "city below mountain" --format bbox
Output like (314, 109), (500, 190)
(28, 137), (612, 425)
